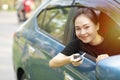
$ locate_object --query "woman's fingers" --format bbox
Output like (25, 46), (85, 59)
(70, 53), (83, 66)
(96, 54), (109, 62)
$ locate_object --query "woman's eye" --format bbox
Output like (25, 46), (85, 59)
(84, 26), (89, 29)
(76, 28), (80, 30)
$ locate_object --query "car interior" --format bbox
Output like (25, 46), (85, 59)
(99, 12), (120, 41)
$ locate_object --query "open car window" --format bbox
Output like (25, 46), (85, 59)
(71, 7), (120, 62)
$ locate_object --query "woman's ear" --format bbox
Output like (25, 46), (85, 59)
(96, 23), (100, 31)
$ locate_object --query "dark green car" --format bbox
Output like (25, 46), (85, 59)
(12, 0), (120, 80)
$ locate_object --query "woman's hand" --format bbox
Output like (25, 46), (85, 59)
(96, 54), (109, 62)
(70, 53), (83, 66)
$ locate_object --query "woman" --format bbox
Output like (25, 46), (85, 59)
(49, 7), (119, 68)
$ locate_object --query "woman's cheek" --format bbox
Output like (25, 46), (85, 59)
(76, 31), (80, 37)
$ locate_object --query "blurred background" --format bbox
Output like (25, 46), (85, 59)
(0, 0), (44, 23)
(0, 0), (43, 10)
(0, 0), (44, 80)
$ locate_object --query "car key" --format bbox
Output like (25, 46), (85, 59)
(74, 55), (80, 59)
(74, 52), (86, 62)
(80, 52), (86, 59)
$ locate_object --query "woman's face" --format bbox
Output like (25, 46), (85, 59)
(75, 14), (99, 44)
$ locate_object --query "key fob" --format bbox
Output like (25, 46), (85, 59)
(74, 55), (80, 59)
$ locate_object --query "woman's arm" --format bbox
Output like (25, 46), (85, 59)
(49, 53), (82, 68)
(49, 53), (71, 68)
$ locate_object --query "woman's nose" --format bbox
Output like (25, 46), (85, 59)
(80, 29), (86, 35)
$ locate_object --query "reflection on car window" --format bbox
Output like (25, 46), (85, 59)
(37, 7), (70, 42)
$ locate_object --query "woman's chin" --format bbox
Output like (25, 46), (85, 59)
(81, 40), (90, 43)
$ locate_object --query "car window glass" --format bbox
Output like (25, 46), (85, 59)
(37, 7), (70, 42)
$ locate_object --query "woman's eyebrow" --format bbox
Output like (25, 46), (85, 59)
(75, 26), (79, 28)
(83, 24), (88, 27)
(75, 24), (88, 28)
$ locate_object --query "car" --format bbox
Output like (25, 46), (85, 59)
(12, 0), (120, 80)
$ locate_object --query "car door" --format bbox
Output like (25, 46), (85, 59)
(25, 6), (71, 80)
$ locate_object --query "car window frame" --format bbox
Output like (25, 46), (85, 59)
(36, 4), (120, 62)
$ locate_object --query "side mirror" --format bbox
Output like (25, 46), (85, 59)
(96, 55), (120, 80)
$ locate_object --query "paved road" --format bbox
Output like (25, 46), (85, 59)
(0, 11), (21, 80)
